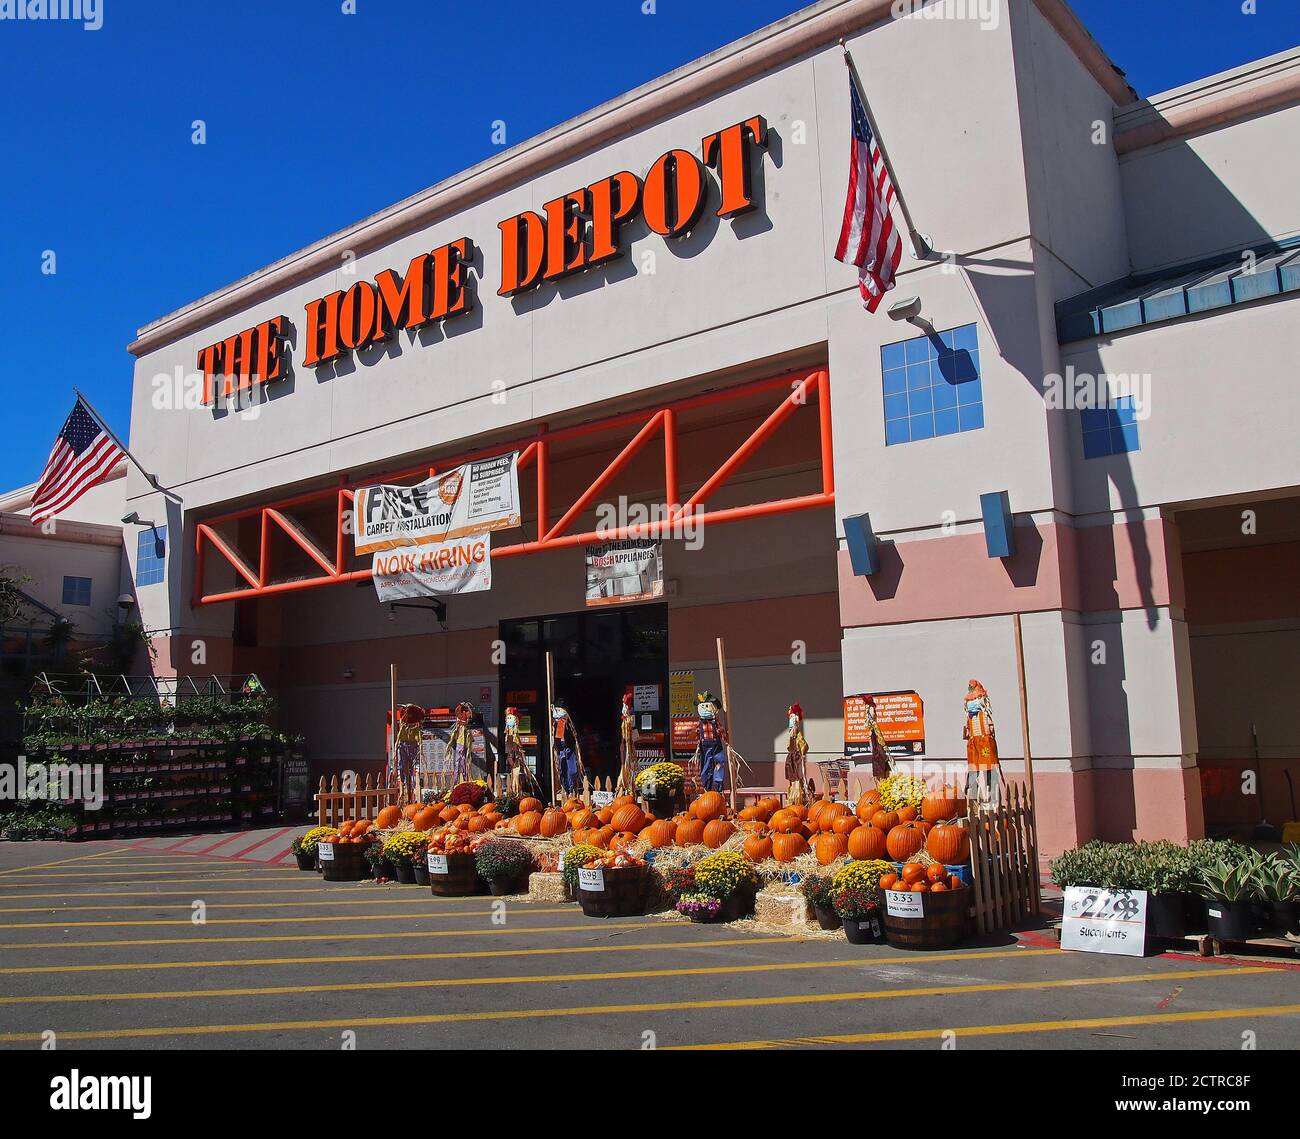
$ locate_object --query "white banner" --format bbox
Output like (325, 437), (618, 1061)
(354, 453), (520, 555)
(584, 538), (663, 606)
(372, 534), (492, 601)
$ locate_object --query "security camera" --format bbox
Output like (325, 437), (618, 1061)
(121, 511), (140, 525)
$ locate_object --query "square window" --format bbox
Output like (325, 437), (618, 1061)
(1112, 396), (1138, 424)
(1080, 405), (1140, 459)
(1082, 428), (1112, 460)
(62, 576), (92, 607)
(1113, 422), (1141, 453)
(136, 525), (167, 587)
(880, 323), (983, 446)
(1080, 407), (1110, 432)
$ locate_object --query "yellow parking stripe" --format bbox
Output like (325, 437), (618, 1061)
(0, 967), (1274, 1043)
(0, 960), (1245, 1008)
(0, 849), (123, 876)
(0, 896), (495, 914)
(670, 1002), (1300, 1049)
(0, 887), (411, 901)
(9, 867), (297, 878)
(0, 908), (572, 929)
(0, 876), (317, 888)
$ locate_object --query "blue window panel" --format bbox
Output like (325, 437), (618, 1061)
(932, 381), (958, 410)
(1113, 422), (1141, 453)
(958, 403), (984, 431)
(1080, 404), (1140, 459)
(952, 324), (979, 352)
(906, 363), (930, 390)
(904, 336), (930, 364)
(885, 418), (911, 446)
(1081, 428), (1111, 459)
(909, 414), (935, 441)
(884, 393), (910, 421)
(136, 525), (167, 587)
(1080, 406), (1111, 432)
(934, 408), (960, 436)
(1112, 396), (1138, 424)
(908, 387), (933, 414)
(881, 341), (907, 371)
(957, 377), (982, 406)
(883, 368), (907, 396)
(62, 576), (92, 607)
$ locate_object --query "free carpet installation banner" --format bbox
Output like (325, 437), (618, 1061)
(354, 453), (520, 555)
(372, 534), (492, 602)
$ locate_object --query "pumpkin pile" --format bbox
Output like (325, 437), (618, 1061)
(425, 827), (492, 857)
(323, 819), (375, 845)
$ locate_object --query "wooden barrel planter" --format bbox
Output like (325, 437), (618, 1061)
(317, 841), (368, 883)
(882, 888), (972, 950)
(427, 852), (482, 897)
(578, 866), (649, 917)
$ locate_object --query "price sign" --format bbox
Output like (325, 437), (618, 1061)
(1060, 887), (1148, 956)
(885, 889), (924, 918)
(317, 843), (334, 862)
(578, 867), (605, 892)
(427, 853), (449, 875)
(590, 790), (614, 808)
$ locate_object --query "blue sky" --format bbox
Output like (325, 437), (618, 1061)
(1, 0), (1295, 491)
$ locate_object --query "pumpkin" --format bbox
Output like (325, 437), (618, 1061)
(926, 821), (971, 865)
(743, 833), (773, 863)
(896, 806), (918, 824)
(597, 807), (615, 825)
(588, 828), (610, 849)
(886, 821), (927, 862)
(930, 883), (948, 892)
(813, 832), (848, 865)
(675, 818), (706, 846)
(413, 806), (440, 831)
(562, 797), (585, 813)
(926, 862), (949, 883)
(900, 862), (927, 885)
(338, 821), (355, 837)
(351, 820), (370, 837)
(738, 806), (759, 822)
(768, 809), (802, 833)
(847, 823), (887, 861)
(911, 881), (930, 893)
(515, 810), (542, 837)
(609, 831), (639, 852)
(693, 791), (726, 822)
(540, 809), (569, 838)
(921, 788), (966, 822)
(439, 806), (460, 825)
(702, 819), (736, 849)
(855, 791), (881, 821)
(832, 814), (861, 836)
(871, 809), (899, 832)
(879, 872), (900, 891)
(807, 800), (833, 831)
(754, 797), (781, 820)
(481, 810), (502, 827)
(402, 804), (422, 820)
(518, 797), (543, 816)
(644, 819), (676, 848)
(465, 815), (490, 833)
(613, 794), (636, 808)
(771, 832), (808, 862)
(375, 805), (402, 830)
(611, 804), (646, 833)
(949, 874), (965, 891)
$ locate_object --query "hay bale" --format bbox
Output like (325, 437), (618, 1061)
(528, 872), (572, 903)
(754, 890), (809, 927)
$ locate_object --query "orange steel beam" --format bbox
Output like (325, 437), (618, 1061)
(194, 368), (832, 605)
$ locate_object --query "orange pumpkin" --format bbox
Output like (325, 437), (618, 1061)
(518, 797), (543, 816)
(771, 832), (808, 862)
(813, 832), (848, 865)
(465, 815), (490, 833)
(831, 814), (861, 836)
(351, 820), (371, 837)
(930, 882), (948, 892)
(338, 820), (355, 837)
(855, 791), (881, 821)
(911, 881), (930, 893)
(375, 805), (402, 830)
(768, 809), (802, 833)
(702, 819), (736, 849)
(896, 806), (918, 824)
(926, 862), (949, 883)
(609, 831), (638, 852)
(879, 872), (900, 891)
(871, 809), (899, 832)
(900, 862), (927, 885)
(743, 833), (773, 863)
(402, 804), (422, 820)
(675, 818), (706, 847)
(644, 819), (676, 848)
(926, 820), (971, 865)
(596, 807), (615, 825)
(692, 791), (726, 822)
(754, 797), (781, 821)
(847, 823), (887, 861)
(886, 821), (927, 862)
(611, 804), (646, 833)
(738, 806), (759, 822)
(540, 809), (569, 838)
(413, 807), (440, 831)
(613, 794), (636, 808)
(515, 810), (542, 837)
(949, 874), (965, 891)
(439, 806), (460, 825)
(921, 788), (966, 822)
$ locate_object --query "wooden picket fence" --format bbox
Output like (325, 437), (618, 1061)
(967, 781), (1041, 935)
(314, 773), (400, 827)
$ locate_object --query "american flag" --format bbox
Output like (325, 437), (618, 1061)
(30, 397), (125, 524)
(835, 74), (903, 312)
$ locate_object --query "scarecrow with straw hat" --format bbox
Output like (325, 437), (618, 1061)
(860, 695), (892, 780)
(963, 678), (1002, 810)
(784, 701), (811, 805)
(616, 687), (636, 795)
(692, 691), (731, 793)
(551, 695), (585, 796)
(502, 705), (541, 798)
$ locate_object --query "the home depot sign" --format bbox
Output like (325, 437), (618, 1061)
(197, 117), (768, 404)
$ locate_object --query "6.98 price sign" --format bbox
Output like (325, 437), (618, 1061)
(1060, 887), (1148, 956)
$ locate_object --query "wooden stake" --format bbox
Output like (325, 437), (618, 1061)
(1012, 612), (1042, 904)
(716, 637), (739, 812)
(545, 651), (560, 806)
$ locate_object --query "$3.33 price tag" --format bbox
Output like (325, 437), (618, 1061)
(317, 843), (334, 861)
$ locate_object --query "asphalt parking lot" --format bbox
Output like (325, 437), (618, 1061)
(1, 838), (1298, 1051)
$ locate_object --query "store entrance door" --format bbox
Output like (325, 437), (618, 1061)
(498, 604), (669, 801)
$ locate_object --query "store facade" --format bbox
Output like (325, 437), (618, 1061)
(123, 0), (1300, 854)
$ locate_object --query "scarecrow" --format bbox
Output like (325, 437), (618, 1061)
(502, 706), (541, 798)
(616, 687), (636, 795)
(859, 695), (892, 781)
(963, 679), (1002, 811)
(551, 696), (585, 797)
(692, 691), (732, 793)
(446, 701), (478, 785)
(784, 702), (811, 805)
(390, 703), (425, 800)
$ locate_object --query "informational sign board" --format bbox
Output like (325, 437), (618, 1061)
(372, 534), (491, 601)
(354, 453), (520, 555)
(584, 538), (663, 606)
(1060, 887), (1148, 956)
(590, 790), (614, 808)
(427, 853), (450, 876)
(281, 754), (310, 814)
(669, 671), (696, 717)
(844, 691), (926, 758)
(317, 843), (334, 862)
(633, 684), (660, 713)
(885, 889), (924, 918)
(578, 867), (606, 892)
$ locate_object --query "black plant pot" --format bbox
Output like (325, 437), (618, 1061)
(1147, 892), (1187, 939)
(372, 858), (396, 881)
(841, 914), (884, 945)
(1182, 893), (1209, 933)
(394, 860), (416, 885)
(812, 904), (841, 931)
(294, 849), (315, 872)
(489, 876), (526, 896)
(1206, 899), (1255, 942)
(1270, 900), (1300, 937)
(413, 862), (430, 887)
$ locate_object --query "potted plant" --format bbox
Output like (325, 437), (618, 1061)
(1138, 841), (1195, 940)
(291, 826), (337, 871)
(680, 851), (758, 922)
(364, 839), (395, 881)
(562, 844), (606, 900)
(1254, 849), (1300, 936)
(383, 831), (428, 884)
(833, 887), (884, 944)
(1198, 857), (1259, 941)
(634, 761), (686, 818)
(801, 874), (841, 930)
(474, 837), (534, 895)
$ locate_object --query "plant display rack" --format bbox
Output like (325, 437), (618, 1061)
(20, 674), (291, 839)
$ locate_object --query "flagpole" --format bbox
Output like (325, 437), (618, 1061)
(839, 38), (936, 262)
(71, 387), (163, 491)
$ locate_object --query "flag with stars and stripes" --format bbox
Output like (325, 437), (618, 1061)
(834, 73), (903, 313)
(30, 397), (125, 524)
